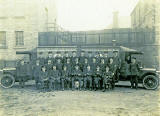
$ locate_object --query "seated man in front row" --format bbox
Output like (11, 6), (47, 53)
(102, 66), (113, 91)
(61, 65), (71, 90)
(39, 66), (49, 90)
(83, 65), (93, 90)
(72, 65), (82, 90)
(49, 65), (60, 91)
(93, 66), (102, 91)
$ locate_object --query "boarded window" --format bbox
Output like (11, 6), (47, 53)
(0, 31), (6, 47)
(15, 31), (24, 46)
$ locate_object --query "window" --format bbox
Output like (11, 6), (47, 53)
(15, 31), (24, 46)
(0, 31), (6, 47)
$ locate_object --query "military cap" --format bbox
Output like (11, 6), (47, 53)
(88, 51), (92, 53)
(104, 51), (108, 53)
(64, 51), (68, 53)
(72, 51), (76, 53)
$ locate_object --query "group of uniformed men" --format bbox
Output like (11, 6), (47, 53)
(32, 50), (120, 92)
(17, 50), (140, 91)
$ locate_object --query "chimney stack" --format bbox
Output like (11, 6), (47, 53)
(113, 11), (119, 28)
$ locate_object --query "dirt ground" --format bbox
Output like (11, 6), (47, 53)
(0, 81), (160, 116)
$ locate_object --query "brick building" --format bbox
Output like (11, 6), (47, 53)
(0, 0), (57, 63)
(131, 0), (160, 69)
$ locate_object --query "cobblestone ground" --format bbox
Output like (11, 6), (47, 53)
(0, 81), (160, 116)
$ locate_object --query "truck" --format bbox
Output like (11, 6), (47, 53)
(0, 45), (159, 90)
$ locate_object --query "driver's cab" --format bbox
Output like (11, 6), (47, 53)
(119, 46), (143, 81)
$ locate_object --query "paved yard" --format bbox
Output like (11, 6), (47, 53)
(0, 82), (160, 116)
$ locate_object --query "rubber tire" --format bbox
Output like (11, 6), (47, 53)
(143, 75), (159, 90)
(0, 74), (15, 88)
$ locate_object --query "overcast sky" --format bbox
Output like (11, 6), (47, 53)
(56, 0), (139, 31)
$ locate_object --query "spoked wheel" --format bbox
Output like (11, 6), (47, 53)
(0, 74), (15, 88)
(143, 75), (159, 90)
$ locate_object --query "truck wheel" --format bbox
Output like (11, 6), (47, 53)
(143, 75), (159, 90)
(0, 74), (15, 88)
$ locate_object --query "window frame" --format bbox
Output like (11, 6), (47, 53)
(0, 31), (7, 48)
(15, 31), (24, 46)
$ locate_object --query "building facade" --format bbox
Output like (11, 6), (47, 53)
(131, 0), (160, 70)
(0, 0), (57, 63)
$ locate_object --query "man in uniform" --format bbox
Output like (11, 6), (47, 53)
(46, 59), (52, 74)
(108, 57), (116, 89)
(104, 51), (108, 65)
(93, 66), (102, 91)
(72, 51), (80, 72)
(130, 57), (139, 89)
(99, 56), (105, 89)
(55, 51), (62, 64)
(63, 51), (69, 64)
(91, 56), (97, 72)
(38, 52), (45, 66)
(102, 66), (113, 91)
(17, 59), (27, 88)
(113, 51), (121, 81)
(99, 57), (105, 72)
(39, 66), (48, 91)
(83, 65), (93, 90)
(79, 51), (86, 70)
(44, 51), (52, 64)
(49, 65), (60, 91)
(61, 65), (71, 90)
(87, 51), (92, 65)
(83, 58), (88, 71)
(72, 65), (82, 90)
(33, 59), (41, 89)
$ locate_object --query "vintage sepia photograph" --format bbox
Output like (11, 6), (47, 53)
(0, 0), (160, 116)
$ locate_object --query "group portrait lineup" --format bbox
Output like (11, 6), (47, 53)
(17, 50), (140, 92)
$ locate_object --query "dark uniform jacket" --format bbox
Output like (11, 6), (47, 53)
(108, 63), (116, 74)
(63, 56), (71, 64)
(102, 71), (112, 78)
(113, 56), (121, 69)
(55, 57), (62, 64)
(87, 57), (93, 66)
(39, 71), (48, 81)
(130, 63), (139, 75)
(71, 57), (79, 70)
(79, 56), (86, 69)
(38, 58), (45, 66)
(94, 70), (102, 77)
(61, 70), (70, 78)
(33, 65), (41, 77)
(120, 61), (130, 76)
(104, 57), (108, 65)
(56, 63), (62, 72)
(45, 57), (54, 64)
(99, 62), (105, 72)
(73, 69), (82, 76)
(49, 70), (60, 79)
(84, 69), (93, 76)
(46, 64), (52, 73)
